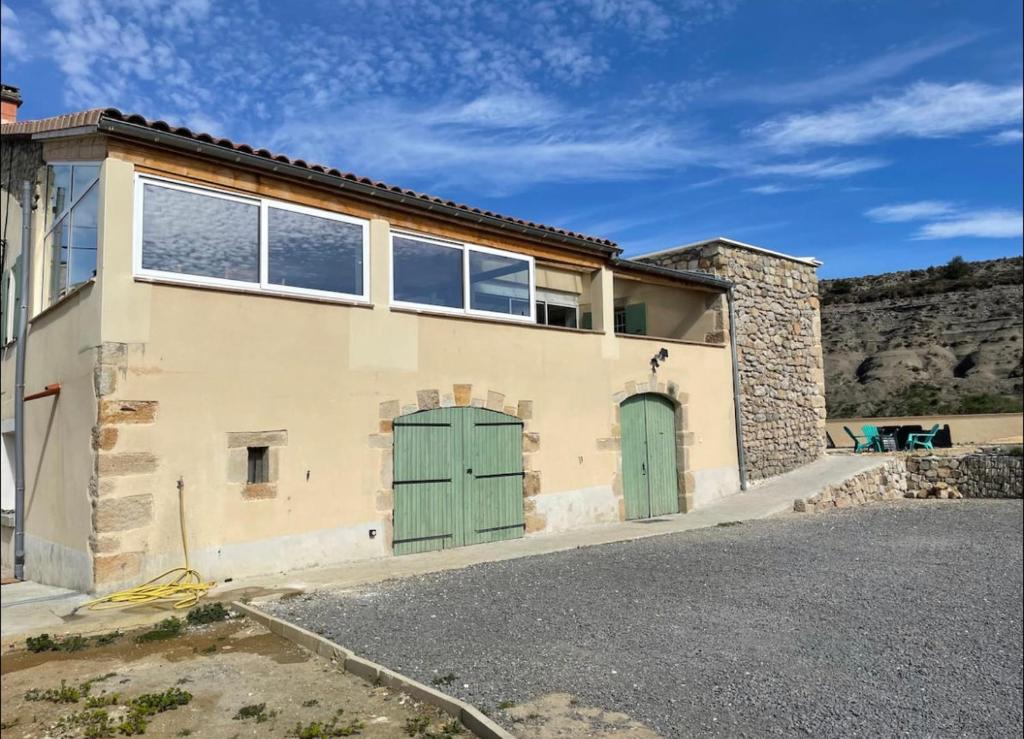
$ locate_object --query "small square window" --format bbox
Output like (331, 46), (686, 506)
(247, 446), (269, 484)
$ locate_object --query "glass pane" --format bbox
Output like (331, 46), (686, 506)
(71, 165), (100, 200)
(392, 236), (463, 308)
(47, 165), (72, 226)
(546, 303), (577, 328)
(69, 185), (99, 287)
(267, 207), (364, 295)
(141, 184), (259, 282)
(535, 301), (545, 324)
(469, 250), (530, 316)
(48, 216), (70, 303)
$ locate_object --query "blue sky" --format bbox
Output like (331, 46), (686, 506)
(2, 0), (1021, 277)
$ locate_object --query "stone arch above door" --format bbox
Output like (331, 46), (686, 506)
(369, 385), (541, 549)
(598, 377), (695, 517)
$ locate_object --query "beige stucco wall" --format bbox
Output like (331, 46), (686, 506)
(827, 413), (1024, 447)
(84, 153), (740, 592)
(0, 158), (102, 589)
(613, 278), (720, 343)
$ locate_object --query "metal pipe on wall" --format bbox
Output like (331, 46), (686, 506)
(727, 287), (749, 491)
(13, 179), (33, 580)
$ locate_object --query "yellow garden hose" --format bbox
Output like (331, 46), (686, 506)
(84, 478), (214, 611)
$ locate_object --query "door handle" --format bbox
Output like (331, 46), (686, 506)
(641, 462), (646, 475)
(466, 468), (473, 475)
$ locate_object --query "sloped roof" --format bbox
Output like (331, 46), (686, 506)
(2, 108), (618, 253)
(633, 236), (821, 267)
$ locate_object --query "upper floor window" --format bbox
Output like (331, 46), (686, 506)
(536, 289), (579, 328)
(391, 232), (535, 322)
(44, 163), (100, 304)
(134, 176), (369, 302)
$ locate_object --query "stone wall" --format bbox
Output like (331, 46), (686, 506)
(794, 459), (907, 513)
(904, 450), (1022, 499)
(794, 449), (1022, 513)
(641, 241), (826, 480)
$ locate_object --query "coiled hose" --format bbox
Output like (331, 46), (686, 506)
(84, 478), (214, 610)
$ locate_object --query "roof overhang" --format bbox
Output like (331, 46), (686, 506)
(612, 258), (732, 292)
(633, 236), (822, 268)
(93, 116), (621, 259)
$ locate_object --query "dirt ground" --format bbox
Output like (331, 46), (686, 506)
(0, 614), (458, 738)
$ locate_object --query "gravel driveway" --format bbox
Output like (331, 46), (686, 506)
(268, 500), (1023, 737)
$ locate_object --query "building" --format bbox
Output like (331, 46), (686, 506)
(1, 89), (823, 593)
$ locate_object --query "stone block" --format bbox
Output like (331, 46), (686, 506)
(517, 400), (534, 420)
(379, 399), (401, 420)
(92, 426), (119, 451)
(486, 390), (505, 411)
(94, 494), (154, 532)
(453, 384), (473, 406)
(523, 432), (540, 453)
(524, 471), (541, 497)
(226, 430), (288, 448)
(98, 452), (158, 477)
(242, 483), (277, 500)
(94, 551), (144, 585)
(99, 400), (158, 425)
(417, 389), (440, 410)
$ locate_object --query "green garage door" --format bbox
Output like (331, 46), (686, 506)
(621, 394), (680, 520)
(393, 407), (525, 555)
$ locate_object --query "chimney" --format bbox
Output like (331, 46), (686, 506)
(1, 84), (23, 124)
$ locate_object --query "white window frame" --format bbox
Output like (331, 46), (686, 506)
(44, 161), (102, 303)
(133, 174), (371, 303)
(389, 229), (536, 324)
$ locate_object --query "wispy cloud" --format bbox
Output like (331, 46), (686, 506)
(913, 209), (1023, 240)
(987, 128), (1023, 145)
(746, 183), (807, 195)
(866, 200), (1023, 240)
(723, 34), (981, 104)
(754, 81), (1023, 149)
(865, 200), (955, 222)
(1, 2), (28, 60)
(749, 157), (889, 179)
(264, 91), (706, 193)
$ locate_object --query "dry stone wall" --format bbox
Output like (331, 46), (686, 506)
(794, 449), (1022, 513)
(641, 241), (826, 480)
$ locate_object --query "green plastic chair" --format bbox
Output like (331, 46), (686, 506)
(844, 426), (879, 453)
(906, 424), (941, 450)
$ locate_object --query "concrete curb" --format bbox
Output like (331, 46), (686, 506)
(231, 601), (515, 739)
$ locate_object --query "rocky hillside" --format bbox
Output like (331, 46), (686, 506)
(820, 256), (1024, 418)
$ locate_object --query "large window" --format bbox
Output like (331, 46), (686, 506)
(135, 176), (369, 301)
(44, 162), (100, 304)
(391, 232), (534, 321)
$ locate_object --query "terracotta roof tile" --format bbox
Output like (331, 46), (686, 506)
(4, 108), (616, 250)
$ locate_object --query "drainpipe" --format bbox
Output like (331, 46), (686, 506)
(727, 287), (748, 491)
(13, 179), (33, 580)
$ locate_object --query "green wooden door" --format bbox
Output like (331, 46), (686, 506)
(393, 408), (459, 555)
(621, 394), (680, 520)
(393, 407), (524, 555)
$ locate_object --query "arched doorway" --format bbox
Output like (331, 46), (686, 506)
(621, 393), (680, 519)
(392, 407), (525, 554)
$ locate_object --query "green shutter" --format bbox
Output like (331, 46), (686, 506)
(624, 302), (646, 335)
(1, 267), (8, 346)
(581, 311), (593, 330)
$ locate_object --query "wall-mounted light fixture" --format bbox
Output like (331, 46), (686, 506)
(650, 347), (669, 373)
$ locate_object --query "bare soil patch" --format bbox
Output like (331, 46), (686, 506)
(1, 614), (461, 738)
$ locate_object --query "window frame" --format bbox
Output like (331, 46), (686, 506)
(389, 229), (536, 324)
(43, 161), (102, 303)
(536, 288), (580, 328)
(133, 174), (371, 303)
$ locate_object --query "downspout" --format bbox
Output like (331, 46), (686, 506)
(13, 179), (33, 580)
(727, 287), (748, 491)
